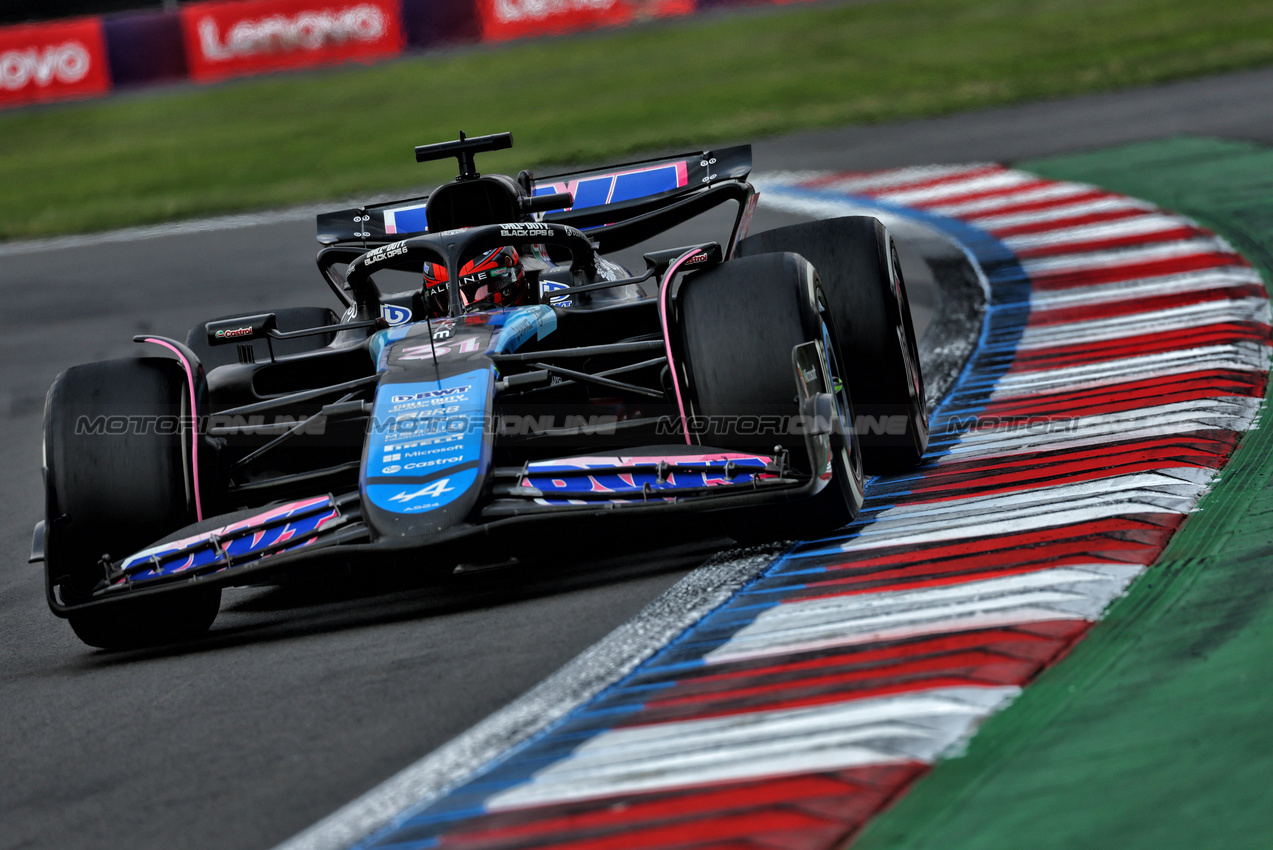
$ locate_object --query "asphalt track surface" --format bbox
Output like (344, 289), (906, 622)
(3, 66), (1273, 850)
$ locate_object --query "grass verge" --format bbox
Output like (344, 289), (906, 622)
(4, 0), (1273, 239)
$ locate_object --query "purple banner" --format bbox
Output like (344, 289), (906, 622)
(103, 9), (185, 86)
(400, 0), (479, 49)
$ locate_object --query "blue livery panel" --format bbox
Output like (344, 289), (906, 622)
(364, 370), (492, 518)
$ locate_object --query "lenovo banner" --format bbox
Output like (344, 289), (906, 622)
(0, 17), (111, 108)
(478, 0), (693, 42)
(181, 0), (404, 83)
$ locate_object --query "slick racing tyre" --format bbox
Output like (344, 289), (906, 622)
(186, 306), (340, 371)
(677, 252), (865, 543)
(43, 357), (220, 649)
(738, 216), (928, 473)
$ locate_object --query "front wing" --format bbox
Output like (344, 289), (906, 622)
(47, 341), (844, 616)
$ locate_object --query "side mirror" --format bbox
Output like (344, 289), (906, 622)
(642, 242), (723, 277)
(206, 313), (277, 346)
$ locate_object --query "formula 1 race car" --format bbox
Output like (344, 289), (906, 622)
(32, 132), (927, 649)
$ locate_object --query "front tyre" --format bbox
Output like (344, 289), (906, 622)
(43, 357), (220, 649)
(738, 216), (928, 472)
(676, 252), (864, 543)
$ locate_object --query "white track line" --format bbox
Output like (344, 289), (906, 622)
(0, 206), (326, 258)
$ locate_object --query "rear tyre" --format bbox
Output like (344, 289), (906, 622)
(676, 252), (864, 543)
(738, 216), (928, 472)
(43, 357), (220, 649)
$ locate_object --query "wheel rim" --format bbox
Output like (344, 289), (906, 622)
(817, 289), (865, 508)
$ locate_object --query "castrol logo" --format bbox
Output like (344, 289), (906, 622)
(0, 42), (90, 91)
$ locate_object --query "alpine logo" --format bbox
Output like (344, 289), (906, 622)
(387, 478), (454, 503)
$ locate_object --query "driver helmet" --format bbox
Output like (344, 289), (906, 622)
(422, 246), (528, 317)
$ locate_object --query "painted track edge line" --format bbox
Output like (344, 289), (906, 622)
(269, 194), (986, 850)
(0, 186), (421, 258)
(0, 207), (328, 258)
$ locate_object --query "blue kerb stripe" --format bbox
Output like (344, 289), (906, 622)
(372, 840), (440, 850)
(350, 183), (1031, 850)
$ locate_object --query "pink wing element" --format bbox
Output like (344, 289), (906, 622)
(526, 452), (770, 470)
(659, 251), (704, 446)
(139, 338), (203, 521)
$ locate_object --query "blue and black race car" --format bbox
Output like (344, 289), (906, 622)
(33, 132), (927, 649)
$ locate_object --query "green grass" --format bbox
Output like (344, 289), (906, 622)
(4, 0), (1273, 239)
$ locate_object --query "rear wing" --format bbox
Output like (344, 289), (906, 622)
(316, 144), (752, 247)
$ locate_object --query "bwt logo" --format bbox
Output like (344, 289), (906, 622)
(390, 386), (469, 403)
(198, 5), (388, 60)
(0, 42), (91, 91)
